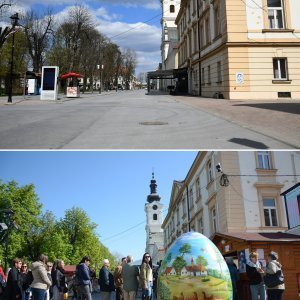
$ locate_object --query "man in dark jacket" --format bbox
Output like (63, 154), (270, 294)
(4, 258), (22, 300)
(99, 259), (114, 300)
(75, 256), (92, 300)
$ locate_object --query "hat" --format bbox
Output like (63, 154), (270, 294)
(103, 259), (109, 266)
(269, 251), (278, 260)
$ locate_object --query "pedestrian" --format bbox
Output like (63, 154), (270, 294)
(4, 258), (22, 300)
(246, 252), (266, 300)
(139, 253), (153, 300)
(75, 256), (92, 300)
(19, 263), (30, 300)
(98, 259), (114, 300)
(52, 260), (66, 300)
(225, 257), (240, 300)
(45, 263), (53, 300)
(114, 257), (127, 300)
(265, 251), (285, 300)
(121, 256), (139, 300)
(30, 254), (52, 300)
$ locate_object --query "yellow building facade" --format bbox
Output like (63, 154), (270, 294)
(176, 0), (300, 100)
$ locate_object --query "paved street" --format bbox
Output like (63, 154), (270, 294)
(0, 90), (299, 149)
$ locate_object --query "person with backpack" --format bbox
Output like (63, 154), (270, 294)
(75, 256), (92, 300)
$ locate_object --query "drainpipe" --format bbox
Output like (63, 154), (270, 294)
(186, 186), (191, 232)
(197, 0), (202, 96)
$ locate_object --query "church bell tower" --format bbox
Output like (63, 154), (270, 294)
(145, 172), (165, 264)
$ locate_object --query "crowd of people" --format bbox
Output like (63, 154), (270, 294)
(226, 251), (285, 300)
(0, 250), (285, 300)
(0, 252), (156, 300)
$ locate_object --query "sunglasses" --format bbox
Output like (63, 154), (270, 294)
(145, 256), (150, 258)
(22, 266), (27, 268)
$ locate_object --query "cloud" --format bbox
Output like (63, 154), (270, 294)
(97, 20), (162, 74)
(94, 0), (160, 10)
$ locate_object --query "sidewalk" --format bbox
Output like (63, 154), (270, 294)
(171, 94), (300, 148)
(0, 90), (118, 106)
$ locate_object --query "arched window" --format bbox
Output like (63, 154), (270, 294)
(153, 214), (158, 221)
(170, 5), (175, 13)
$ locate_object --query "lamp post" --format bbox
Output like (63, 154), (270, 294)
(7, 13), (20, 103)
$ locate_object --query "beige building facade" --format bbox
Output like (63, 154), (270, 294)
(176, 0), (300, 99)
(162, 151), (300, 250)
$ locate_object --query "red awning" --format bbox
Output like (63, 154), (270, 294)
(60, 72), (83, 79)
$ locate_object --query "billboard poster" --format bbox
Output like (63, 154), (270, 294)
(41, 66), (59, 100)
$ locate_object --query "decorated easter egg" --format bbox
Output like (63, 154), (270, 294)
(158, 232), (232, 300)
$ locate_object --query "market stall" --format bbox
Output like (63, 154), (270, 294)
(60, 72), (83, 97)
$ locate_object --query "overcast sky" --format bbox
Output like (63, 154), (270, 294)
(1, 0), (170, 75)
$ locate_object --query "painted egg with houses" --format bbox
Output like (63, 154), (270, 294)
(158, 232), (232, 300)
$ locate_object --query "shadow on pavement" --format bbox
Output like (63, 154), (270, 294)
(228, 138), (269, 149)
(233, 103), (300, 115)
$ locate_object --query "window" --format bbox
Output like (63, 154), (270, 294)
(208, 160), (213, 182)
(182, 198), (186, 216)
(201, 68), (205, 85)
(211, 207), (217, 232)
(198, 217), (203, 233)
(205, 17), (210, 44)
(189, 187), (194, 209)
(263, 198), (278, 226)
(196, 177), (201, 200)
(177, 207), (180, 225)
(207, 65), (211, 84)
(267, 0), (284, 29)
(193, 27), (197, 52)
(217, 61), (222, 82)
(153, 214), (158, 221)
(273, 58), (288, 80)
(214, 5), (221, 37)
(257, 151), (271, 169)
(170, 5), (175, 13)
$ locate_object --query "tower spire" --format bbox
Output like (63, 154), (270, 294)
(147, 172), (161, 203)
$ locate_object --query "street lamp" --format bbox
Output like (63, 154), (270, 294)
(7, 13), (20, 103)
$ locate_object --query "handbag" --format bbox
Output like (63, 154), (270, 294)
(264, 269), (284, 288)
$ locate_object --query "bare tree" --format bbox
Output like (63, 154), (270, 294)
(122, 48), (137, 89)
(24, 9), (54, 72)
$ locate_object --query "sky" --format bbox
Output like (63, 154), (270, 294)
(0, 0), (169, 76)
(0, 151), (197, 263)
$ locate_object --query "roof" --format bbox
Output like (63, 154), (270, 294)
(212, 232), (300, 242)
(64, 265), (76, 275)
(147, 68), (187, 79)
(280, 182), (300, 196)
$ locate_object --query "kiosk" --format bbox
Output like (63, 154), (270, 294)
(60, 72), (83, 98)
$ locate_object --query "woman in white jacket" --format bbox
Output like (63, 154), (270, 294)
(265, 251), (285, 300)
(30, 255), (52, 300)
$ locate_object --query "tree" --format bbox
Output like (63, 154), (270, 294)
(121, 48), (137, 89)
(0, 180), (42, 264)
(24, 9), (54, 72)
(172, 256), (186, 275)
(179, 243), (191, 258)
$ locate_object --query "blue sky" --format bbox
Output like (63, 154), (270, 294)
(1, 0), (167, 75)
(0, 151), (197, 262)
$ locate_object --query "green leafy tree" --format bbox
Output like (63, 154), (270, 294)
(196, 255), (208, 268)
(0, 180), (42, 264)
(179, 243), (191, 258)
(171, 256), (186, 275)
